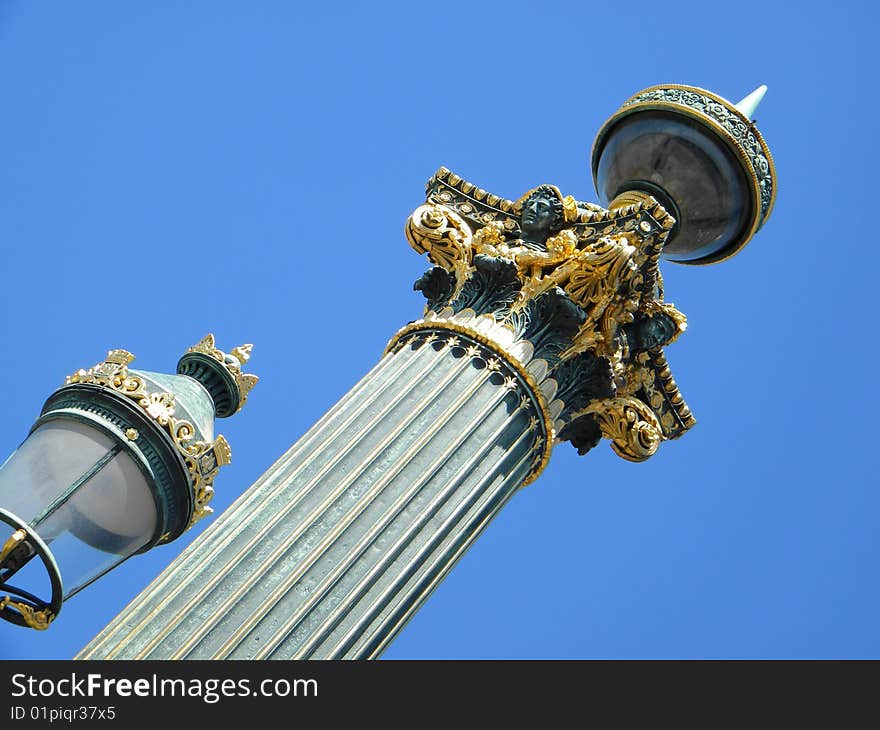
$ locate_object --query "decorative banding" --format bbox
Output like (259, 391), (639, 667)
(386, 320), (553, 485)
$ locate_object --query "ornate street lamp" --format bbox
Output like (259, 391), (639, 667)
(81, 83), (776, 659)
(0, 335), (257, 630)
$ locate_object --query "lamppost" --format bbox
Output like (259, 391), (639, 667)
(0, 335), (256, 630)
(79, 83), (775, 659)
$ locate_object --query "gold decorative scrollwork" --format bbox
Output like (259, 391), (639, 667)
(183, 434), (231, 525)
(405, 203), (473, 287)
(0, 596), (54, 630)
(579, 396), (663, 462)
(513, 229), (580, 282)
(564, 237), (640, 309)
(473, 221), (506, 250)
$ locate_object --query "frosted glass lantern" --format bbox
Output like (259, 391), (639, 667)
(0, 336), (257, 629)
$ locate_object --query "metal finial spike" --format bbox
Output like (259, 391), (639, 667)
(734, 85), (767, 120)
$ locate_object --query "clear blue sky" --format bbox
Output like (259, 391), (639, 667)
(0, 0), (876, 659)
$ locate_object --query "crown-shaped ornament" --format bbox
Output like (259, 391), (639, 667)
(177, 334), (259, 417)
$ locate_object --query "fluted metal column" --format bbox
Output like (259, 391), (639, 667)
(78, 330), (546, 659)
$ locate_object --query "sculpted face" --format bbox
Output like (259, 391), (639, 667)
(521, 194), (558, 240)
(635, 314), (676, 351)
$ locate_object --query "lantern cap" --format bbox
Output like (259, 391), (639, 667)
(177, 335), (259, 418)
